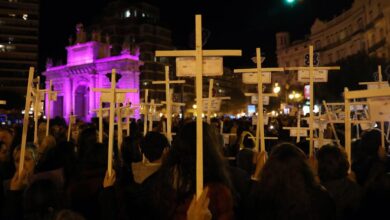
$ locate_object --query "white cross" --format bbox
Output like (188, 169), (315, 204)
(19, 67), (35, 175)
(344, 86), (390, 167)
(234, 48), (284, 153)
(91, 69), (138, 176)
(155, 15), (241, 198)
(285, 45), (340, 157)
(152, 66), (185, 142)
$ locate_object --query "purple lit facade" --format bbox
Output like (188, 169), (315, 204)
(43, 41), (143, 121)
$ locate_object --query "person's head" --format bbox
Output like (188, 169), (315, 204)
(358, 128), (389, 160)
(241, 132), (255, 149)
(13, 143), (38, 176)
(122, 135), (142, 165)
(0, 127), (14, 152)
(141, 131), (169, 162)
(54, 209), (85, 220)
(260, 142), (316, 189)
(77, 125), (98, 159)
(38, 135), (56, 156)
(0, 140), (9, 162)
(317, 145), (349, 182)
(159, 122), (231, 195)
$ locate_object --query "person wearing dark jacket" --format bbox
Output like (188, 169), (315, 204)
(246, 143), (336, 220)
(317, 145), (362, 220)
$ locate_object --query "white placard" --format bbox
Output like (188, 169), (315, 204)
(360, 122), (374, 130)
(202, 99), (222, 112)
(298, 70), (328, 82)
(101, 93), (126, 103)
(315, 139), (334, 148)
(176, 57), (223, 77)
(367, 82), (389, 90)
(251, 95), (270, 105)
(252, 115), (269, 126)
(350, 105), (364, 111)
(49, 92), (57, 101)
(172, 105), (181, 114)
(368, 97), (390, 121)
(148, 112), (160, 122)
(289, 129), (308, 137)
(242, 72), (271, 84)
(123, 108), (134, 117)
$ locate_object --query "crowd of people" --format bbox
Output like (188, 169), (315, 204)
(0, 114), (389, 220)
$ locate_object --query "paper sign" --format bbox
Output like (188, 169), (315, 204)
(172, 105), (181, 114)
(202, 99), (222, 112)
(176, 57), (223, 77)
(298, 70), (328, 82)
(315, 139), (334, 148)
(350, 105), (364, 111)
(289, 129), (308, 137)
(49, 92), (57, 101)
(367, 82), (389, 90)
(252, 115), (269, 126)
(101, 93), (126, 103)
(360, 122), (374, 130)
(242, 72), (271, 84)
(251, 95), (269, 105)
(368, 97), (390, 121)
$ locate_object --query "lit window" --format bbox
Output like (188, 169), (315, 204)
(22, 14), (28, 20)
(142, 13), (145, 17)
(125, 10), (131, 18)
(8, 14), (16, 17)
(0, 44), (5, 52)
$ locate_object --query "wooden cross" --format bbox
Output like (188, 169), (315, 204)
(322, 100), (341, 148)
(152, 66), (185, 142)
(283, 110), (310, 143)
(285, 45), (340, 156)
(146, 99), (163, 132)
(19, 67), (35, 175)
(155, 15), (241, 198)
(234, 48), (284, 153)
(32, 76), (42, 145)
(160, 89), (185, 142)
(358, 65), (389, 153)
(344, 87), (390, 166)
(140, 89), (149, 136)
(92, 69), (138, 176)
(67, 113), (77, 142)
(200, 79), (231, 124)
(45, 80), (57, 137)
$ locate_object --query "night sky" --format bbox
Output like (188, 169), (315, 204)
(38, 0), (354, 71)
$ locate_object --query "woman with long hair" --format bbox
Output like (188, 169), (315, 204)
(150, 121), (234, 219)
(246, 143), (336, 220)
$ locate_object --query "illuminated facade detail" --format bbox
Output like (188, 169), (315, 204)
(276, 0), (390, 66)
(43, 29), (143, 121)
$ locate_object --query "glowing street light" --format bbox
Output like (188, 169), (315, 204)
(273, 82), (281, 94)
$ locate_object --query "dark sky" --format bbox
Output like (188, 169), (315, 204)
(38, 0), (354, 71)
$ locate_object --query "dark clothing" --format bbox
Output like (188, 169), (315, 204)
(322, 178), (362, 220)
(352, 158), (389, 187)
(236, 149), (255, 175)
(100, 170), (234, 220)
(1, 190), (23, 220)
(227, 166), (252, 219)
(246, 183), (336, 220)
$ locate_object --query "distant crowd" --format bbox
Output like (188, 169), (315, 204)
(0, 114), (389, 220)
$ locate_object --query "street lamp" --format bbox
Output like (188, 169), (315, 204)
(273, 82), (281, 94)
